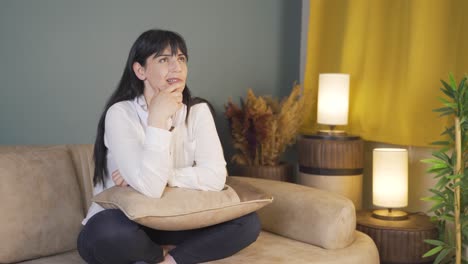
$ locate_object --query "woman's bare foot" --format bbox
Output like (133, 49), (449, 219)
(157, 253), (177, 264)
(161, 245), (177, 256)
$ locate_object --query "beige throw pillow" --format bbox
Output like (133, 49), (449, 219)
(92, 177), (273, 230)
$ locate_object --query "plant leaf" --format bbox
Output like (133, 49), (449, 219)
(457, 76), (467, 92)
(433, 247), (453, 264)
(446, 174), (462, 180)
(431, 141), (450, 146)
(422, 245), (443, 257)
(449, 73), (458, 92)
(441, 79), (454, 93)
(429, 202), (446, 212)
(440, 86), (454, 98)
(432, 151), (450, 163)
(424, 239), (446, 246)
(422, 158), (448, 165)
(429, 188), (446, 196)
(440, 214), (454, 222)
(421, 196), (443, 202)
(427, 164), (450, 173)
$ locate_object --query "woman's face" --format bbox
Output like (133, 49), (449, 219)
(134, 46), (187, 99)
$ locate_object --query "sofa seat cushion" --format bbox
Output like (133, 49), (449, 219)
(18, 250), (85, 264)
(207, 231), (379, 264)
(17, 231), (379, 264)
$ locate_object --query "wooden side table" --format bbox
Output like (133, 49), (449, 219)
(356, 211), (438, 264)
(297, 134), (364, 209)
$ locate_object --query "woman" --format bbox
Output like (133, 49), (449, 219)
(77, 29), (261, 264)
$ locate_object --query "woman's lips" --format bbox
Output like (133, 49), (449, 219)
(167, 78), (183, 84)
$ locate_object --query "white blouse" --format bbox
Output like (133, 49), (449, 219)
(82, 95), (227, 225)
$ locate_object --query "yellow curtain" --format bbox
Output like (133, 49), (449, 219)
(301, 0), (468, 147)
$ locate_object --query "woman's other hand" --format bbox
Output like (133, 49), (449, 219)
(111, 170), (129, 187)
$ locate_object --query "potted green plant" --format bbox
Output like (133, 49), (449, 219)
(422, 74), (468, 264)
(224, 84), (305, 182)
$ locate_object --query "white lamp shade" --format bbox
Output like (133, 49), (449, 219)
(372, 148), (408, 208)
(317, 73), (350, 125)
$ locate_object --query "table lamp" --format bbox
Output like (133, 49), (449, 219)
(317, 73), (350, 135)
(372, 148), (409, 220)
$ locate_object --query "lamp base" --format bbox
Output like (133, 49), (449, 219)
(317, 130), (347, 136)
(372, 209), (408, 221)
(317, 125), (347, 136)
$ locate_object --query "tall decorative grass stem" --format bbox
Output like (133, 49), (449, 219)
(455, 117), (462, 264)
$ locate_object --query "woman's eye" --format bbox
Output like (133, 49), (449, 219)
(178, 56), (186, 63)
(158, 58), (168, 63)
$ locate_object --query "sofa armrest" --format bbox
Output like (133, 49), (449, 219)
(230, 176), (356, 250)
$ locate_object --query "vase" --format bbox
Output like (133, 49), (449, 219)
(233, 163), (293, 182)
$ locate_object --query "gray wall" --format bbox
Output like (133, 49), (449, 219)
(0, 0), (302, 166)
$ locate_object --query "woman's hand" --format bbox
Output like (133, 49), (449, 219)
(111, 170), (129, 187)
(147, 85), (184, 129)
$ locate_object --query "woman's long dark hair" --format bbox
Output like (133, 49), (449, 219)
(93, 29), (214, 187)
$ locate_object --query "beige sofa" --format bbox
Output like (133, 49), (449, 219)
(0, 144), (379, 264)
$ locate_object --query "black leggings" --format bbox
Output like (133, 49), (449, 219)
(77, 209), (261, 264)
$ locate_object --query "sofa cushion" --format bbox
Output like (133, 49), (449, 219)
(67, 144), (95, 214)
(17, 250), (85, 264)
(0, 146), (84, 263)
(206, 231), (379, 264)
(230, 176), (356, 250)
(16, 231), (379, 264)
(92, 177), (273, 230)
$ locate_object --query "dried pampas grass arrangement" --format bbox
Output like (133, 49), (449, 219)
(225, 84), (305, 166)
